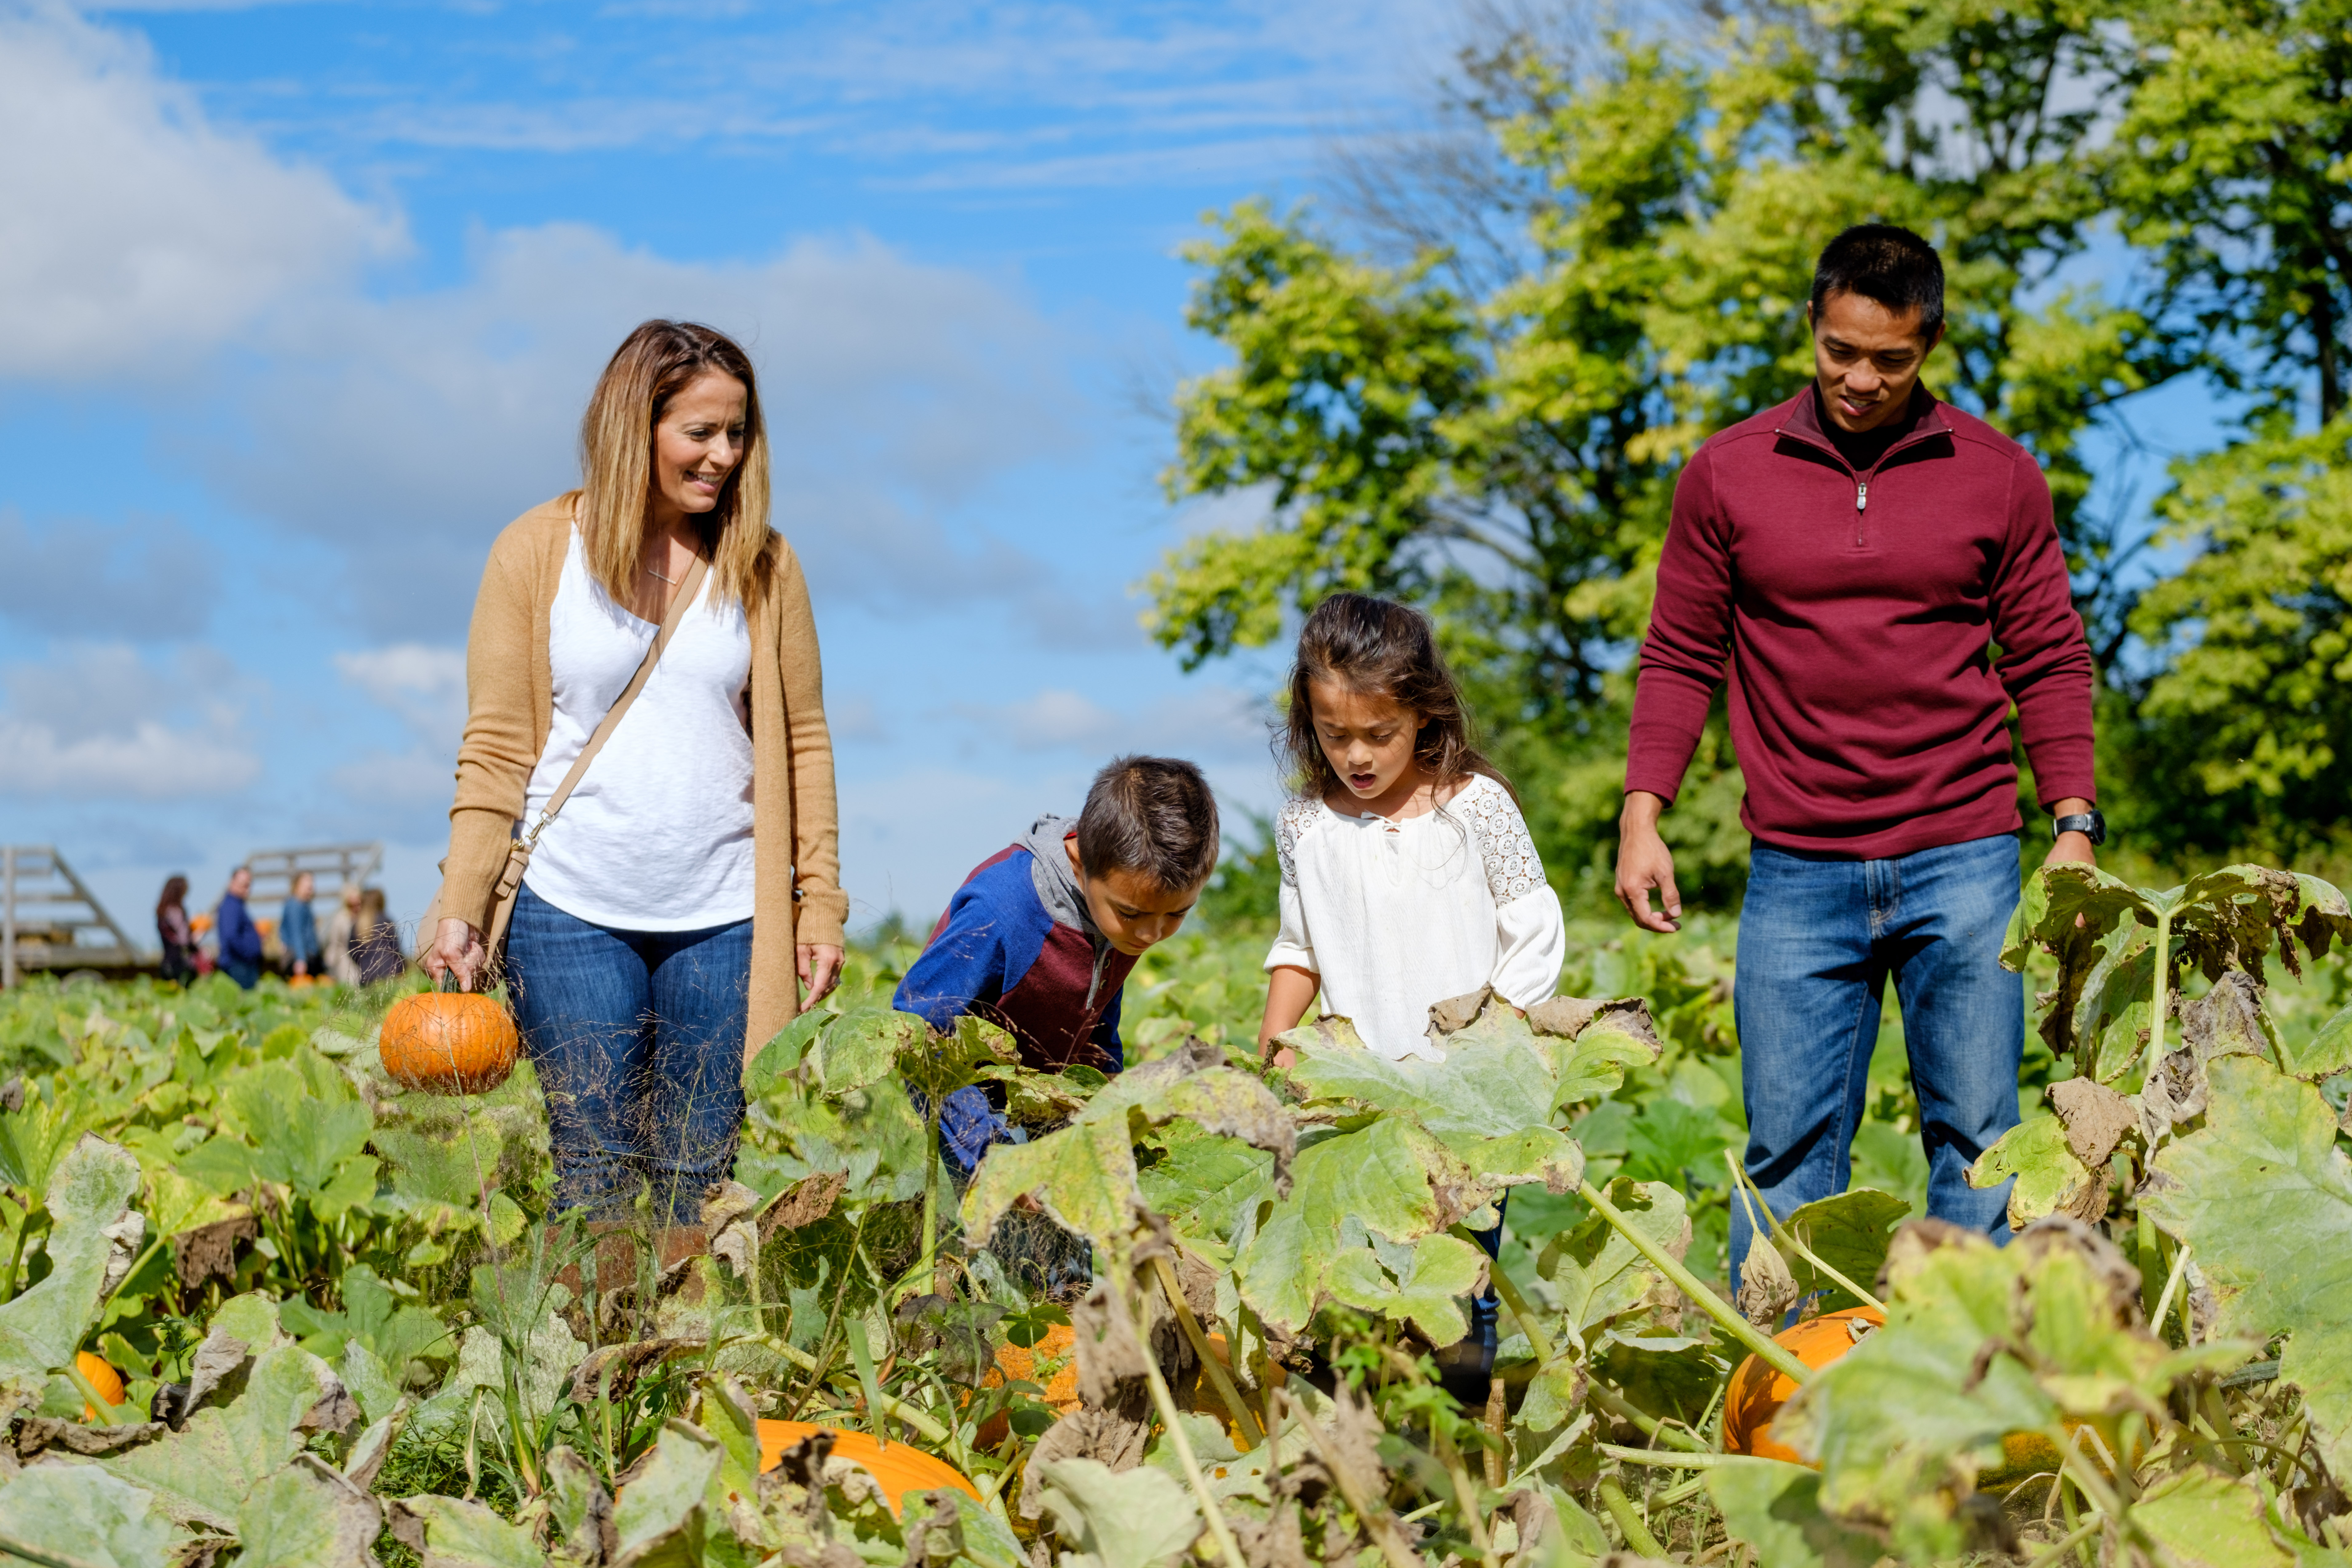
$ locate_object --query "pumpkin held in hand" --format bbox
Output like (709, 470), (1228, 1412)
(1722, 1306), (1885, 1463)
(755, 1420), (982, 1515)
(380, 990), (519, 1095)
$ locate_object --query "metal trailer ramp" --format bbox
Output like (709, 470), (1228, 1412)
(1, 845), (149, 985)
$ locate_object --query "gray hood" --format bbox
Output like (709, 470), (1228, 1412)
(1021, 814), (1094, 933)
(1021, 813), (1120, 1008)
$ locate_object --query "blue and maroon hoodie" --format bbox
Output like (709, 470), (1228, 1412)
(894, 814), (1137, 1168)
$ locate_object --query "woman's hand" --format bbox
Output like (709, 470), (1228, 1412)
(425, 917), (488, 991)
(797, 943), (844, 1011)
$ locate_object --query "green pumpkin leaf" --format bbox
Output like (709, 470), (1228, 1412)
(2142, 1054), (2352, 1479)
(1705, 1458), (1881, 1568)
(1967, 1114), (2097, 1229)
(0, 1465), (182, 1568)
(1780, 1189), (1910, 1311)
(0, 1134), (141, 1388)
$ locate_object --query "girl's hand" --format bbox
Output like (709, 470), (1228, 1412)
(797, 943), (844, 1011)
(426, 917), (487, 991)
(1266, 1045), (1298, 1071)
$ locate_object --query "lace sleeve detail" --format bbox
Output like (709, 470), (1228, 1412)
(1461, 776), (1546, 905)
(1273, 796), (1320, 889)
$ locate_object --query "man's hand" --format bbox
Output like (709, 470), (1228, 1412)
(797, 943), (845, 1012)
(424, 917), (487, 991)
(2044, 797), (2098, 867)
(1615, 791), (1683, 933)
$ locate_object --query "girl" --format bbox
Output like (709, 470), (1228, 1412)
(1257, 592), (1566, 1062)
(1256, 592), (1567, 1397)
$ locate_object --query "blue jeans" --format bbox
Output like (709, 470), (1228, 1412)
(505, 883), (752, 1225)
(1729, 833), (2022, 1291)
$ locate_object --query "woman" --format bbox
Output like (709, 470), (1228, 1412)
(321, 882), (364, 987)
(353, 888), (405, 984)
(280, 872), (322, 979)
(424, 319), (846, 1226)
(156, 875), (196, 982)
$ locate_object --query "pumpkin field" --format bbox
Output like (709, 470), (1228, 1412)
(0, 858), (2346, 1568)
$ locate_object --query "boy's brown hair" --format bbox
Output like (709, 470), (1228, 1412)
(1075, 756), (1220, 890)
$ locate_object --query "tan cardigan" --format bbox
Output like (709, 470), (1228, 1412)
(435, 497), (848, 1055)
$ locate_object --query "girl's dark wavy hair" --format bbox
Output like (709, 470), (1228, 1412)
(1281, 592), (1513, 801)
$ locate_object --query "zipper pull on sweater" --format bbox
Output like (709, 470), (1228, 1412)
(1855, 477), (1869, 512)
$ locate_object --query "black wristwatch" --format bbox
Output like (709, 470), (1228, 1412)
(2053, 809), (2106, 846)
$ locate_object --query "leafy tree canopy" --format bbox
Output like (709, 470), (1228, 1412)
(1148, 0), (2352, 901)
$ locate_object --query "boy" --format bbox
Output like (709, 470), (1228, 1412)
(895, 754), (1219, 1170)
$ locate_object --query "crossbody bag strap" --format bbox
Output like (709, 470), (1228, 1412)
(527, 550), (712, 847)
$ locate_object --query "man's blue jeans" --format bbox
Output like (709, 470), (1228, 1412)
(505, 883), (752, 1225)
(1729, 833), (2022, 1290)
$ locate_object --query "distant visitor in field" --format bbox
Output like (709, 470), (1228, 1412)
(321, 879), (365, 988)
(1615, 224), (2101, 1282)
(1255, 591), (1566, 1402)
(213, 865), (263, 990)
(279, 871), (322, 980)
(423, 319), (847, 1226)
(155, 875), (196, 983)
(353, 886), (405, 986)
(895, 754), (1218, 1177)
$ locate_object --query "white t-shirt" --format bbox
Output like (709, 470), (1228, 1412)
(521, 529), (757, 931)
(1265, 772), (1566, 1062)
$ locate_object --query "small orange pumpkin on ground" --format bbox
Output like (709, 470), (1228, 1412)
(755, 1420), (982, 1515)
(380, 990), (519, 1095)
(974, 1324), (1079, 1448)
(1723, 1306), (1884, 1463)
(77, 1352), (126, 1421)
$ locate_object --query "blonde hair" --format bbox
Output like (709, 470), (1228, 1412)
(571, 320), (774, 610)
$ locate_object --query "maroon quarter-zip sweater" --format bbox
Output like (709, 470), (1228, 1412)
(1626, 386), (2096, 859)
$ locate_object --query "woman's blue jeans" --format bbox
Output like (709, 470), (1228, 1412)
(505, 883), (752, 1225)
(1729, 833), (2022, 1291)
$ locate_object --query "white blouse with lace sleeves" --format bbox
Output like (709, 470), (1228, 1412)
(1262, 774), (1567, 1062)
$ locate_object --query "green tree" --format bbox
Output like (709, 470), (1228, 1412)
(2101, 0), (2352, 866)
(1149, 3), (2176, 906)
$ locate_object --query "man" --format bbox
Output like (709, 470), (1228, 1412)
(1615, 224), (2100, 1281)
(215, 866), (264, 990)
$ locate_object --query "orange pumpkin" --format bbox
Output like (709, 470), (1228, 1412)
(77, 1352), (126, 1421)
(1722, 1306), (1884, 1463)
(755, 1420), (982, 1515)
(973, 1323), (1079, 1448)
(380, 991), (518, 1095)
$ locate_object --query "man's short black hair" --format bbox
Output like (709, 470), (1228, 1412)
(1075, 755), (1219, 891)
(1810, 224), (1945, 340)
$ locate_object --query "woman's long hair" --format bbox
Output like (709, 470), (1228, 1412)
(156, 875), (188, 917)
(1280, 592), (1511, 801)
(572, 320), (772, 610)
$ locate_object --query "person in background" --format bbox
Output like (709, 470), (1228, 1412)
(156, 875), (196, 982)
(215, 867), (263, 990)
(280, 872), (322, 980)
(353, 888), (405, 984)
(321, 881), (365, 987)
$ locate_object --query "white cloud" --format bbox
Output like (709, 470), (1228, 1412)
(0, 643), (259, 798)
(0, 1), (400, 382)
(957, 683), (1269, 760)
(334, 644), (467, 753)
(325, 744), (453, 810)
(195, 222), (1081, 638)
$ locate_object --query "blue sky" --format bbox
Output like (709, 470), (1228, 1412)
(0, 0), (1461, 938)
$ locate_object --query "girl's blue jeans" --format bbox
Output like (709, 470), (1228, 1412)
(505, 882), (752, 1225)
(1729, 832), (2023, 1292)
